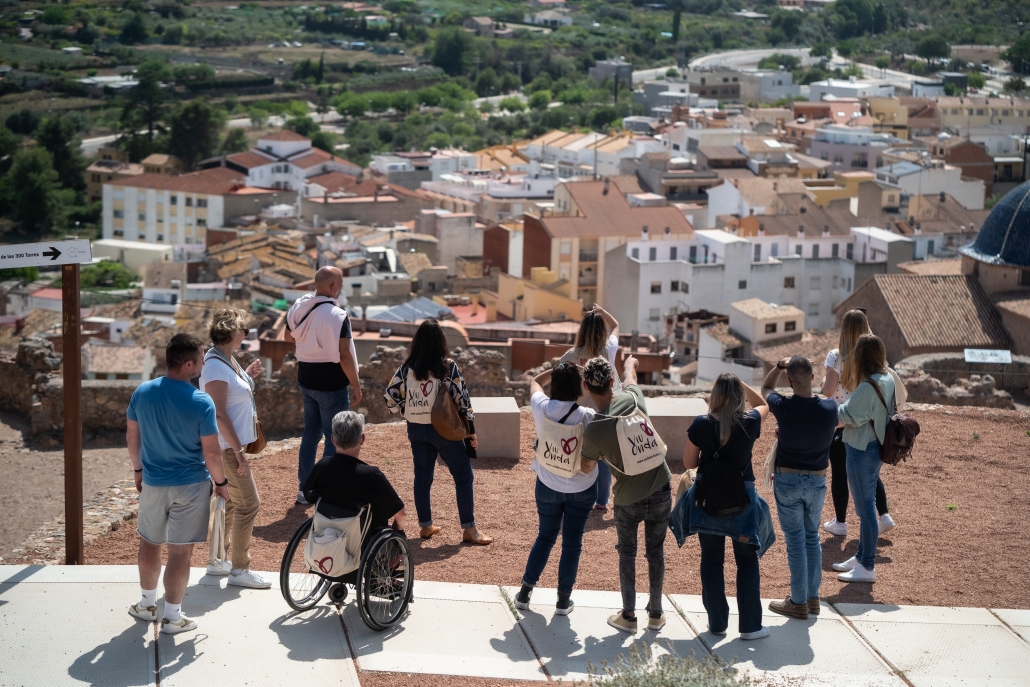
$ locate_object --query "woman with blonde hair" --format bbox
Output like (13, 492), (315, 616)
(833, 334), (895, 583)
(821, 309), (893, 537)
(560, 304), (619, 510)
(198, 309), (270, 589)
(682, 374), (771, 640)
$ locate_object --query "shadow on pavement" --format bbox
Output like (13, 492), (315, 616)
(68, 623), (154, 687)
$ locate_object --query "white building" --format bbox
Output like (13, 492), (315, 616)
(704, 177), (809, 228)
(224, 130), (361, 192)
(91, 238), (174, 274)
(808, 77), (894, 102)
(873, 160), (985, 210)
(415, 209), (483, 275)
(660, 121), (744, 155)
(696, 299), (805, 384)
(738, 68), (801, 104)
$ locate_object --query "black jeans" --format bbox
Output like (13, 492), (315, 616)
(830, 429), (887, 522)
(698, 532), (762, 634)
(613, 487), (671, 617)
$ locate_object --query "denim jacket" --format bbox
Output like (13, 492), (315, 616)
(669, 480), (776, 557)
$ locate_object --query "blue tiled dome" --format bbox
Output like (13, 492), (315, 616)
(960, 179), (1030, 267)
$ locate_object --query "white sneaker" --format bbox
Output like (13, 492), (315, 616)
(228, 569), (272, 589)
(296, 490), (309, 505)
(206, 560), (232, 576)
(740, 626), (769, 640)
(838, 563), (876, 583)
(832, 556), (858, 572)
(128, 602), (157, 622)
(161, 614), (198, 634)
(823, 518), (848, 536)
(878, 513), (896, 534)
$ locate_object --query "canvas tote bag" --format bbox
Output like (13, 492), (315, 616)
(303, 500), (371, 577)
(534, 403), (584, 478)
(609, 397), (668, 476)
(208, 496), (227, 569)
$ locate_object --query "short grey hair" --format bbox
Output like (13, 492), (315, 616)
(331, 411), (365, 450)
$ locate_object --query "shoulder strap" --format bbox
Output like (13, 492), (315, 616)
(295, 299), (335, 327)
(557, 403), (579, 425)
(865, 378), (889, 411)
(208, 348), (244, 380)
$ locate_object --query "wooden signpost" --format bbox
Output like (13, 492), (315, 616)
(0, 239), (93, 564)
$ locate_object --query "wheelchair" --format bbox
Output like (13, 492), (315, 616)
(279, 503), (413, 631)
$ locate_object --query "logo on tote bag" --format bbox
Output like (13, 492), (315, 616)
(316, 556), (334, 574)
(641, 420), (654, 437)
(561, 436), (579, 455)
(420, 380), (434, 397)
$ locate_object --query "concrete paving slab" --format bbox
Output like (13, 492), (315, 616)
(837, 603), (1030, 687)
(669, 595), (904, 687)
(993, 609), (1030, 644)
(0, 564), (142, 584)
(503, 586), (708, 682)
(0, 581), (155, 687)
(156, 585), (357, 687)
(343, 583), (544, 680)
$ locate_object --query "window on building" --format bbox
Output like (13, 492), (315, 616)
(561, 240), (571, 254)
(796, 245), (803, 256)
(833, 275), (839, 289)
(651, 281), (662, 294)
(197, 219), (207, 226)
(754, 244), (761, 261)
(156, 234), (164, 242)
(670, 246), (678, 260)
(810, 276), (821, 290)
(784, 321), (796, 331)
(808, 302), (820, 316)
(185, 197), (193, 207)
(683, 282), (689, 293)
(738, 280), (747, 289)
(631, 247), (639, 259)
(771, 243), (779, 257)
(976, 109), (984, 116)
(671, 280), (680, 292)
(197, 198), (208, 208)
(812, 244), (820, 259)
(649, 308), (661, 321)
(689, 246), (697, 263)
(846, 243), (854, 260)
(833, 153), (844, 164)
(138, 213), (145, 221)
(784, 276), (795, 288)
(113, 210), (124, 218)
(928, 239), (935, 255)
(1020, 270), (1030, 287)
(951, 108), (958, 114)
(113, 229), (124, 237)
(649, 247), (657, 261)
(832, 243), (839, 258)
(820, 151), (829, 161)
(765, 323), (777, 334)
(170, 195), (177, 205)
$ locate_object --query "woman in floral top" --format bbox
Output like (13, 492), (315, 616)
(384, 319), (493, 545)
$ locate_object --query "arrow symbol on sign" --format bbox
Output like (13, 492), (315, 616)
(42, 247), (61, 261)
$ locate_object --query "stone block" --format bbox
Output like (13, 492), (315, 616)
(644, 396), (709, 466)
(469, 396), (520, 459)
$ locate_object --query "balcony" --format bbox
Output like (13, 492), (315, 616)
(578, 276), (597, 287)
(578, 252), (598, 262)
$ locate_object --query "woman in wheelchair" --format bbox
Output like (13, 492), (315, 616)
(282, 411), (413, 629)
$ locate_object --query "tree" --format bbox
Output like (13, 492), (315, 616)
(247, 106), (268, 129)
(771, 10), (803, 42)
(220, 127), (249, 154)
(1004, 77), (1026, 94)
(670, 0), (682, 42)
(810, 42), (832, 59)
(917, 34), (950, 66)
(336, 93), (369, 117)
(475, 67), (499, 97)
(76, 260), (137, 289)
(120, 11), (148, 45)
(498, 96), (525, 112)
(967, 72), (986, 90)
(874, 55), (891, 71)
(589, 105), (619, 129)
(36, 114), (86, 192)
(168, 100), (224, 171)
(0, 148), (63, 237)
(528, 90), (551, 110)
(0, 125), (20, 158)
(311, 131), (336, 153)
(431, 26), (473, 76)
(390, 91), (417, 114)
(836, 39), (855, 59)
(122, 59), (171, 145)
(1003, 32), (1030, 76)
(5, 109), (41, 136)
(288, 116), (319, 137)
(317, 52), (325, 84)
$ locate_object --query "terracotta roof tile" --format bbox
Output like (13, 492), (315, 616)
(731, 298), (805, 320)
(227, 151), (274, 170)
(897, 259), (963, 275)
(116, 167), (248, 195)
(260, 130), (310, 142)
(541, 180), (694, 238)
(754, 329), (839, 366)
(702, 321), (743, 348)
(397, 252), (434, 276)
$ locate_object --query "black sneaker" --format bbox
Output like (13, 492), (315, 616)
(514, 585), (532, 610)
(555, 594), (574, 616)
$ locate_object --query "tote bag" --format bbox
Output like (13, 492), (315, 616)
(303, 500), (371, 577)
(208, 496), (227, 569)
(534, 404), (583, 478)
(609, 398), (668, 476)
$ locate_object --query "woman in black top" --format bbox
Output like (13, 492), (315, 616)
(683, 373), (769, 640)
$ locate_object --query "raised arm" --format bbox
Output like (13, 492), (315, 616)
(622, 355), (639, 387)
(593, 304), (619, 338)
(761, 357), (789, 400)
(822, 365), (838, 398)
(743, 382), (769, 420)
(531, 368), (553, 397)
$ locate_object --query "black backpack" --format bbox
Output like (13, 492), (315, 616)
(694, 418), (751, 517)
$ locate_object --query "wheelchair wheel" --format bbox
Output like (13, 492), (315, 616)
(355, 529), (413, 631)
(280, 517), (331, 612)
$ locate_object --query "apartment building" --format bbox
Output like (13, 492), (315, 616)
(86, 159), (144, 203)
(808, 77), (894, 102)
(697, 299), (806, 384)
(685, 69), (742, 101)
(220, 130), (361, 193)
(935, 96), (1030, 130)
(705, 176), (809, 227)
(809, 125), (897, 172)
(874, 159), (985, 210)
(737, 68), (801, 104)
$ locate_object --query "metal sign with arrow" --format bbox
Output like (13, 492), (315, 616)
(0, 239), (92, 269)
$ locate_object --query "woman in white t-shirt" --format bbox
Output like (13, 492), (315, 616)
(821, 309), (894, 538)
(560, 304), (619, 510)
(199, 309), (270, 589)
(513, 362), (598, 616)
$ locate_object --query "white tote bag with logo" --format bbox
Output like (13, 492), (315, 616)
(303, 501), (371, 578)
(611, 398), (668, 476)
(534, 404), (584, 478)
(404, 368), (439, 424)
(208, 496), (227, 569)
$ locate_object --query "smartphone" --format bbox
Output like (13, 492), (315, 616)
(464, 438), (477, 459)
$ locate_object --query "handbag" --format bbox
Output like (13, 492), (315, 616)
(209, 348), (265, 454)
(208, 496), (227, 570)
(431, 359), (470, 442)
(865, 377), (920, 466)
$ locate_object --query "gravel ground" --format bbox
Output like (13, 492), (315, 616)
(78, 405), (1030, 610)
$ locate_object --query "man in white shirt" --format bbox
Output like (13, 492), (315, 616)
(285, 267), (363, 504)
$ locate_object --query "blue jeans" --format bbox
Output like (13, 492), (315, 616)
(594, 460), (612, 507)
(773, 472), (826, 604)
(699, 532), (762, 634)
(846, 440), (883, 570)
(407, 423), (476, 529)
(521, 479), (596, 596)
(298, 384), (350, 487)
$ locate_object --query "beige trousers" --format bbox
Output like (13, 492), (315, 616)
(222, 448), (261, 570)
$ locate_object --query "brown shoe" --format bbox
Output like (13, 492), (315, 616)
(768, 597), (809, 620)
(808, 598), (821, 615)
(462, 527), (493, 546)
(419, 526), (441, 539)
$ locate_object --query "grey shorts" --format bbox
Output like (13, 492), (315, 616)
(137, 480), (212, 546)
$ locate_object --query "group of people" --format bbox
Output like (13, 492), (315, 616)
(123, 263), (901, 640)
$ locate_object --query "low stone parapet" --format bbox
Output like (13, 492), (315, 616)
(645, 396), (710, 466)
(469, 396), (521, 460)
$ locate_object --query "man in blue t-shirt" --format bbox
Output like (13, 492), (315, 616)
(126, 333), (229, 636)
(761, 354), (838, 621)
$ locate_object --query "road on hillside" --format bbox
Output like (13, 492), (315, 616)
(688, 48), (815, 71)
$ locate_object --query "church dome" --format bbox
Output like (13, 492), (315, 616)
(960, 179), (1030, 267)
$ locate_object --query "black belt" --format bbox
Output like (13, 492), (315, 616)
(775, 467), (827, 477)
